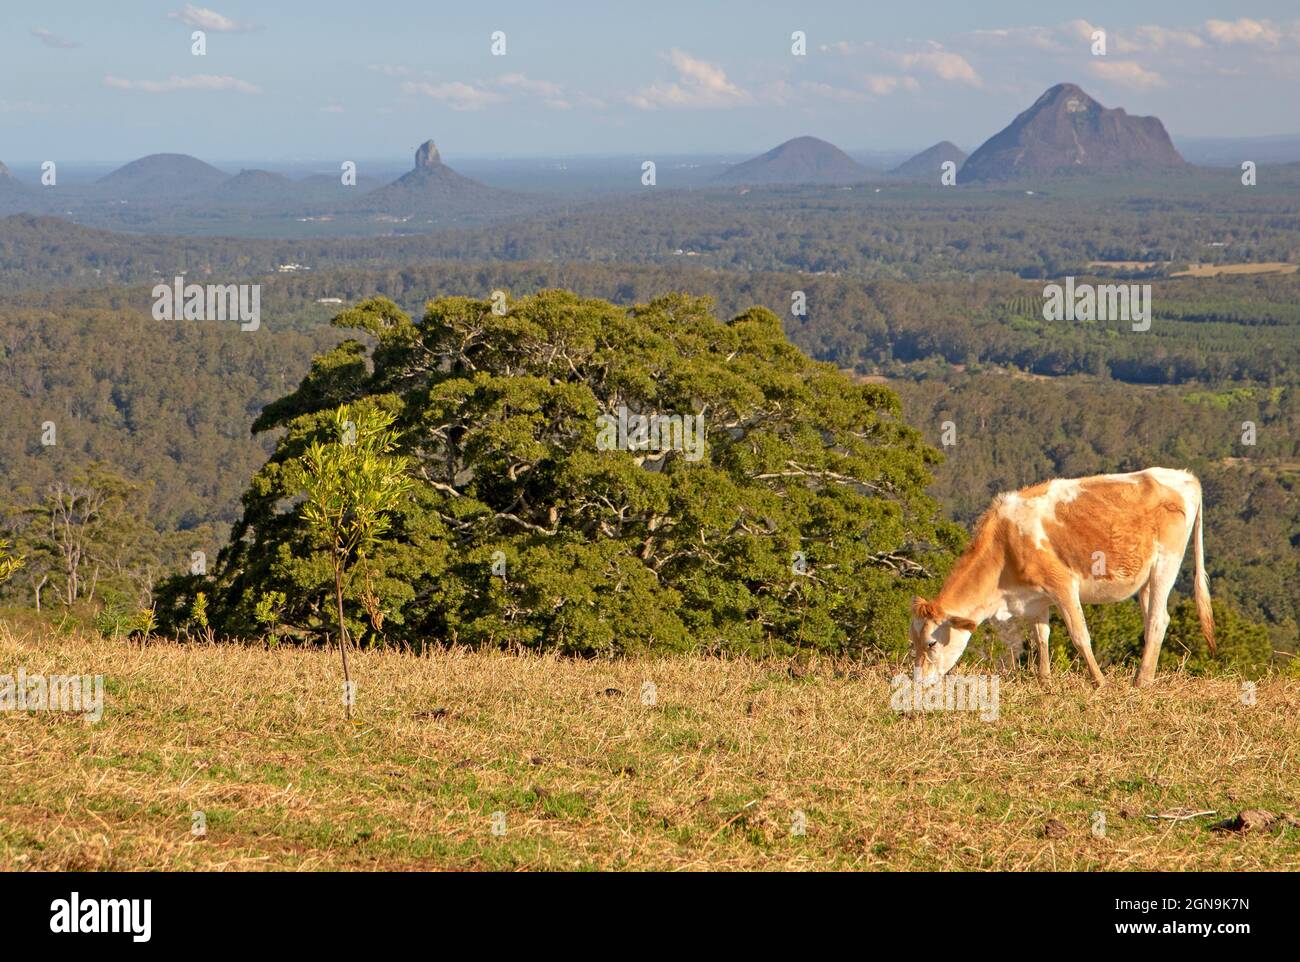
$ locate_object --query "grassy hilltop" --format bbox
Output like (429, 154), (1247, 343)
(3, 624), (1297, 871)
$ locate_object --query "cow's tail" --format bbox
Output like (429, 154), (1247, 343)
(1193, 492), (1215, 657)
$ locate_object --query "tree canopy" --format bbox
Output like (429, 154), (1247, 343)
(160, 290), (962, 655)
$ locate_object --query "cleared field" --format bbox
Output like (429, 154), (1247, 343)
(1, 625), (1297, 870)
(1172, 262), (1298, 277)
(1088, 260), (1160, 270)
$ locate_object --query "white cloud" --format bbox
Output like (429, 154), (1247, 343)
(30, 28), (79, 49)
(897, 47), (982, 86)
(399, 73), (588, 111)
(1116, 25), (1205, 52)
(799, 74), (919, 100)
(1204, 18), (1281, 46)
(381, 68), (592, 110)
(823, 17), (1300, 108)
(495, 73), (564, 98)
(167, 4), (254, 33)
(863, 74), (920, 95)
(401, 81), (505, 111)
(321, 104), (344, 114)
(1088, 60), (1167, 89)
(1064, 19), (1102, 42)
(968, 26), (1061, 51)
(104, 74), (262, 94)
(804, 38), (981, 88)
(629, 50), (751, 109)
(970, 20), (1204, 55)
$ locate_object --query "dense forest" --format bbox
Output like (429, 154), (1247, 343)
(7, 257), (1296, 382)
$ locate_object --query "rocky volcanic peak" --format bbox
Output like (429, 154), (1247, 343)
(415, 140), (441, 169)
(716, 136), (867, 185)
(358, 137), (514, 218)
(961, 83), (1185, 182)
(382, 138), (483, 194)
(0, 161), (12, 179)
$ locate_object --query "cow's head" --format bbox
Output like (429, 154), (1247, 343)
(910, 597), (978, 684)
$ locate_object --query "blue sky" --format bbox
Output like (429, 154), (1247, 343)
(4, 1), (1300, 163)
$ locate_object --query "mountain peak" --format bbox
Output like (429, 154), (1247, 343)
(717, 136), (866, 185)
(415, 140), (441, 169)
(890, 141), (967, 179)
(360, 139), (508, 218)
(1040, 81), (1089, 99)
(961, 83), (1184, 182)
(97, 153), (228, 198)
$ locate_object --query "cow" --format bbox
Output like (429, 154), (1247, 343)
(910, 468), (1214, 689)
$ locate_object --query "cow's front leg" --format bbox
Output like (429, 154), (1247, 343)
(1053, 587), (1106, 688)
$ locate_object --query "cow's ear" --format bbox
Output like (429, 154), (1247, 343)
(912, 597), (941, 621)
(949, 616), (977, 632)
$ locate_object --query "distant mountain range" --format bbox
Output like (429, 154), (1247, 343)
(0, 83), (1290, 237)
(719, 84), (1190, 187)
(960, 83), (1185, 182)
(716, 136), (868, 185)
(0, 138), (541, 232)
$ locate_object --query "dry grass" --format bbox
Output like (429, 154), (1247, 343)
(2, 624), (1297, 871)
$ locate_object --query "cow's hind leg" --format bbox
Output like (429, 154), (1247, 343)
(1135, 559), (1177, 688)
(1054, 584), (1106, 688)
(1032, 616), (1051, 683)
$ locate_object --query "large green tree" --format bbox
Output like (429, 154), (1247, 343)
(162, 290), (961, 655)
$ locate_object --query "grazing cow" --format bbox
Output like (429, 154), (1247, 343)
(911, 468), (1214, 688)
